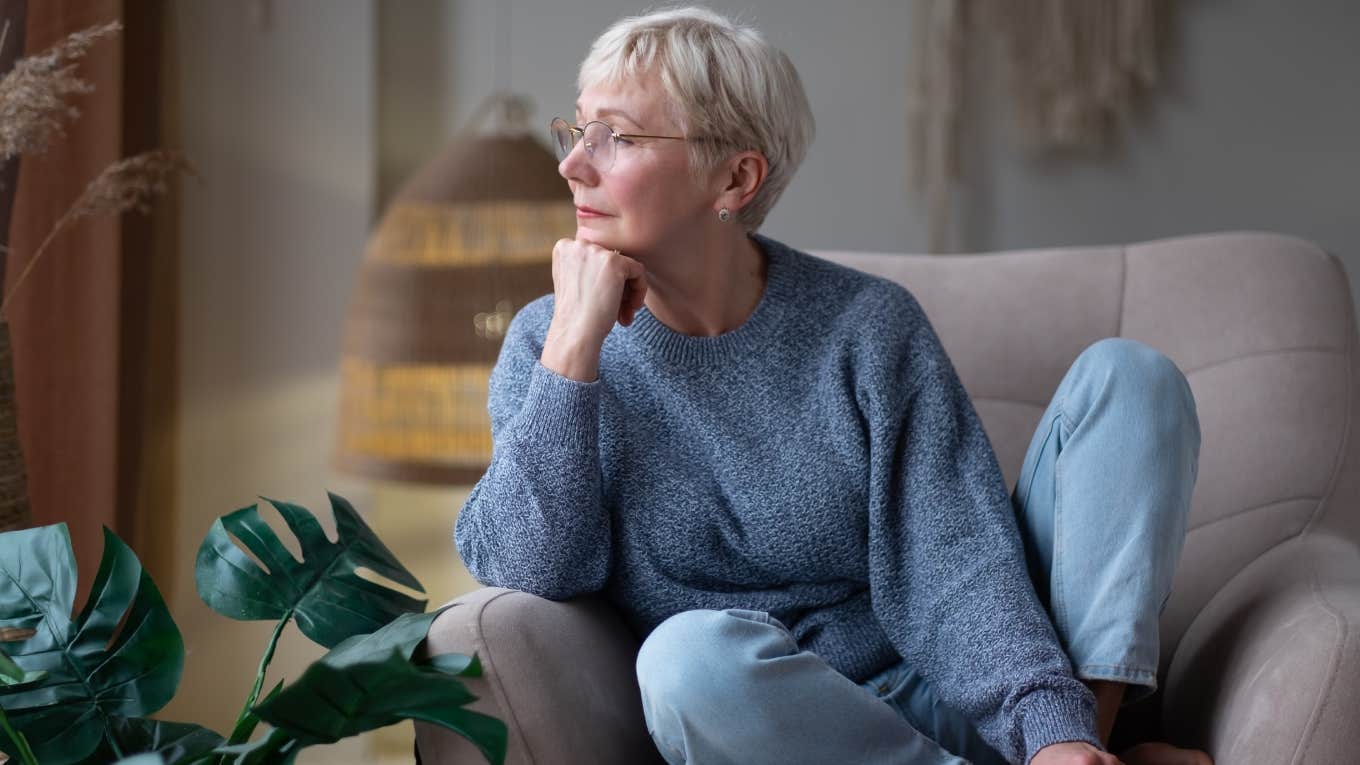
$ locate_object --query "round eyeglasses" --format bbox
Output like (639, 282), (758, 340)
(550, 116), (690, 173)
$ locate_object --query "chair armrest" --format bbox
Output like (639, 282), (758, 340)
(413, 587), (665, 765)
(1161, 533), (1360, 764)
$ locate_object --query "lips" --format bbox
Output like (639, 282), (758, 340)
(575, 204), (611, 216)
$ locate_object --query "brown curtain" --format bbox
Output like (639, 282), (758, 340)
(5, 0), (176, 593)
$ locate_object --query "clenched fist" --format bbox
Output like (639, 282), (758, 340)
(540, 238), (650, 383)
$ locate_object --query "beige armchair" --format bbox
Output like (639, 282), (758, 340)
(416, 231), (1360, 764)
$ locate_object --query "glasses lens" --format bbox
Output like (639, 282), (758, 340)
(581, 121), (615, 172)
(549, 118), (573, 162)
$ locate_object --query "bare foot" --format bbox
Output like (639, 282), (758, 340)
(1118, 741), (1213, 765)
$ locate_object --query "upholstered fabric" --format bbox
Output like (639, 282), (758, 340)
(415, 231), (1360, 764)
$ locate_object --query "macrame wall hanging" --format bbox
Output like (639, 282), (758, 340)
(910, 0), (1174, 252)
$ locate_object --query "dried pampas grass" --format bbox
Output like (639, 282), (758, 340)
(1, 150), (198, 317)
(68, 149), (198, 219)
(0, 20), (121, 161)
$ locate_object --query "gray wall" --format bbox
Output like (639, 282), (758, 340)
(381, 0), (1360, 307)
(168, 2), (376, 761)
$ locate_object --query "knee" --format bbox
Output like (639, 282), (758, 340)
(1076, 338), (1186, 394)
(1075, 338), (1200, 442)
(636, 609), (788, 713)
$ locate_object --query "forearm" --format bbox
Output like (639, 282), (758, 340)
(455, 359), (611, 599)
(454, 446), (610, 599)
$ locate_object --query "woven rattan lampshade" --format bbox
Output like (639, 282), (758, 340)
(336, 101), (573, 484)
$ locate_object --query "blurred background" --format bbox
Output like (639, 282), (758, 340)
(3, 0), (1358, 763)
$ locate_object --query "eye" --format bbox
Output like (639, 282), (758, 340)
(616, 137), (636, 147)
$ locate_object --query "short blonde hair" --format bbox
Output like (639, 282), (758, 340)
(578, 6), (815, 231)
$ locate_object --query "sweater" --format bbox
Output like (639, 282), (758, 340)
(454, 233), (1104, 764)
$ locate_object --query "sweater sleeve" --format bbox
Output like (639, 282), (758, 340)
(861, 287), (1103, 765)
(453, 298), (612, 600)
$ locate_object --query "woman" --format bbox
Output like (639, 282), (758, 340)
(454, 7), (1210, 765)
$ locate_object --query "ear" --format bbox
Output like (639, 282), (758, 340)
(714, 149), (768, 216)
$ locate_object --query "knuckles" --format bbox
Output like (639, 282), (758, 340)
(553, 238), (618, 265)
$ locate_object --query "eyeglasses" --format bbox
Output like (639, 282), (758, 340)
(550, 116), (689, 173)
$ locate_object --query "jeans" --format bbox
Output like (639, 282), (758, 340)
(635, 338), (1202, 764)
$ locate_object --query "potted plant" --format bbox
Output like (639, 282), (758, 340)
(0, 491), (506, 764)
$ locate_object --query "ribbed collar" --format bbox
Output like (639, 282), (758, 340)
(624, 233), (795, 365)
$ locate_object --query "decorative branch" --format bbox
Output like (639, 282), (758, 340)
(0, 149), (197, 318)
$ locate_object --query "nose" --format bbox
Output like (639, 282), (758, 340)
(558, 138), (598, 186)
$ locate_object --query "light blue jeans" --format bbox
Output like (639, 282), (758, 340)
(635, 338), (1202, 765)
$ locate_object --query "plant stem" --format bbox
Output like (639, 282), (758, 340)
(0, 705), (39, 765)
(101, 718), (124, 761)
(0, 212), (70, 320)
(230, 611), (292, 741)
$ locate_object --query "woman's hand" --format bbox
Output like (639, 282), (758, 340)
(540, 238), (649, 382)
(1031, 741), (1124, 765)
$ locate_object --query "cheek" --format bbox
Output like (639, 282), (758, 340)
(616, 165), (701, 227)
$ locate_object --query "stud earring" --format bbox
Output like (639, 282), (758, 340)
(718, 208), (731, 222)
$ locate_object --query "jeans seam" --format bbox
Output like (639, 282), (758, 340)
(1078, 662), (1156, 674)
(1051, 397), (1071, 638)
(1075, 666), (1158, 688)
(1017, 412), (1058, 512)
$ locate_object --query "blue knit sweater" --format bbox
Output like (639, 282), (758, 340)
(454, 233), (1104, 764)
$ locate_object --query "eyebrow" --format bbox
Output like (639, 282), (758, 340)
(574, 103), (645, 130)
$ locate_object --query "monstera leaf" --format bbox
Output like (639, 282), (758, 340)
(0, 524), (183, 764)
(211, 726), (299, 765)
(0, 646), (40, 765)
(114, 755), (169, 765)
(0, 645), (45, 689)
(195, 492), (426, 648)
(238, 609), (506, 765)
(84, 717), (225, 765)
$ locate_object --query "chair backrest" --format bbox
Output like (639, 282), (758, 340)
(812, 230), (1360, 670)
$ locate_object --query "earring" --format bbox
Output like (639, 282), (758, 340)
(718, 208), (731, 222)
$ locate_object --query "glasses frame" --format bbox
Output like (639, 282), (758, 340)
(550, 116), (689, 173)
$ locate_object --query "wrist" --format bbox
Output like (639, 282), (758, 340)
(1016, 686), (1103, 764)
(542, 323), (601, 382)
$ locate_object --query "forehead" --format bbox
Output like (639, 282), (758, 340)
(575, 74), (669, 129)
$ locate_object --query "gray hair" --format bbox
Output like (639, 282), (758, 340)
(578, 5), (815, 231)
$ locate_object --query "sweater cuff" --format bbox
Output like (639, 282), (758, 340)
(1016, 686), (1105, 765)
(504, 360), (601, 451)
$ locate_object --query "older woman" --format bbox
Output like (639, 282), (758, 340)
(455, 7), (1210, 765)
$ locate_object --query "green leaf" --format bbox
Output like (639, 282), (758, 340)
(226, 679), (283, 746)
(83, 717), (225, 765)
(252, 609), (506, 765)
(195, 492), (427, 648)
(113, 755), (167, 765)
(0, 524), (183, 764)
(212, 726), (300, 765)
(0, 645), (46, 689)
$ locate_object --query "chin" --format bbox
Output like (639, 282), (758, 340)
(576, 224), (630, 251)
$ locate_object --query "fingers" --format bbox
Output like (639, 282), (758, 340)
(619, 272), (647, 325)
(602, 246), (647, 326)
(558, 237), (649, 327)
(629, 268), (649, 312)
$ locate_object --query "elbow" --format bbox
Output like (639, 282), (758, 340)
(469, 562), (606, 602)
(511, 545), (610, 600)
(454, 521), (608, 601)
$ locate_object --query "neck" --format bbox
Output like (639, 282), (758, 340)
(636, 225), (767, 338)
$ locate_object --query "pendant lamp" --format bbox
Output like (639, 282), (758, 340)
(334, 94), (572, 484)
